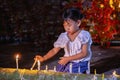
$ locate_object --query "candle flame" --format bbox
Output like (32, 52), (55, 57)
(118, 2), (120, 8)
(16, 54), (19, 59)
(109, 0), (115, 9)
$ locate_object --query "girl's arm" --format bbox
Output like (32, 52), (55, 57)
(43, 47), (61, 61)
(35, 47), (61, 62)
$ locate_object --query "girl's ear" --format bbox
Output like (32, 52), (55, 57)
(77, 20), (81, 26)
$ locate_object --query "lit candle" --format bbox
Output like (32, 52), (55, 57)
(54, 66), (56, 72)
(30, 60), (37, 70)
(38, 60), (40, 70)
(45, 65), (48, 71)
(102, 73), (104, 80)
(16, 54), (19, 70)
(69, 63), (72, 73)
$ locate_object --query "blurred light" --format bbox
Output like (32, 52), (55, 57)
(14, 53), (21, 59)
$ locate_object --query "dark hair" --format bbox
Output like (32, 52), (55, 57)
(62, 7), (84, 21)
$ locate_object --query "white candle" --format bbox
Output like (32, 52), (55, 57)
(38, 60), (40, 70)
(78, 66), (81, 74)
(69, 63), (72, 73)
(16, 55), (19, 70)
(54, 66), (56, 72)
(93, 69), (97, 80)
(45, 65), (48, 71)
(94, 69), (96, 75)
(30, 60), (37, 70)
(102, 73), (104, 80)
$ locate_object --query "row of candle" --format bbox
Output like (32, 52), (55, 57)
(15, 54), (94, 74)
(14, 54), (109, 73)
(15, 55), (91, 76)
(15, 54), (118, 80)
(94, 69), (105, 80)
(93, 69), (118, 80)
(15, 54), (56, 71)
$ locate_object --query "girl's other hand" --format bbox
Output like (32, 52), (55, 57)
(58, 57), (70, 65)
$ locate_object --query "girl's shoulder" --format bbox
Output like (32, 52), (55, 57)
(58, 32), (68, 39)
(81, 30), (90, 33)
(79, 30), (90, 36)
(59, 32), (67, 37)
(78, 30), (92, 44)
(60, 32), (67, 35)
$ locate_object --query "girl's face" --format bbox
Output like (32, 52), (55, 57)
(63, 18), (80, 34)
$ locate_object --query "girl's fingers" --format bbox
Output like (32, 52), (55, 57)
(59, 57), (62, 59)
(59, 57), (64, 59)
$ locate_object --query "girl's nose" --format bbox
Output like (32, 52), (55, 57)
(67, 28), (70, 30)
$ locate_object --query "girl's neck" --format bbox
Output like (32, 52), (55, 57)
(67, 29), (81, 42)
(70, 29), (81, 35)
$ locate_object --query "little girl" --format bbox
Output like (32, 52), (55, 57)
(35, 7), (92, 73)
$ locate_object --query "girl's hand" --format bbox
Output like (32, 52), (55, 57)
(58, 57), (70, 65)
(34, 55), (44, 62)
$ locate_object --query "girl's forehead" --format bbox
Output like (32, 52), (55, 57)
(64, 18), (74, 23)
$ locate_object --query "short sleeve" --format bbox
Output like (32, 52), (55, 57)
(54, 33), (68, 48)
(78, 31), (91, 44)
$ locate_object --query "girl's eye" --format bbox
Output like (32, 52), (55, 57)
(63, 20), (72, 27)
(68, 23), (72, 26)
(63, 22), (67, 26)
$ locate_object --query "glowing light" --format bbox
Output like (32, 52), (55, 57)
(100, 4), (104, 8)
(16, 54), (19, 59)
(118, 2), (120, 8)
(113, 14), (116, 18)
(102, 32), (105, 34)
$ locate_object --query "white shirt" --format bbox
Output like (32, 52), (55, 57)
(54, 30), (92, 62)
